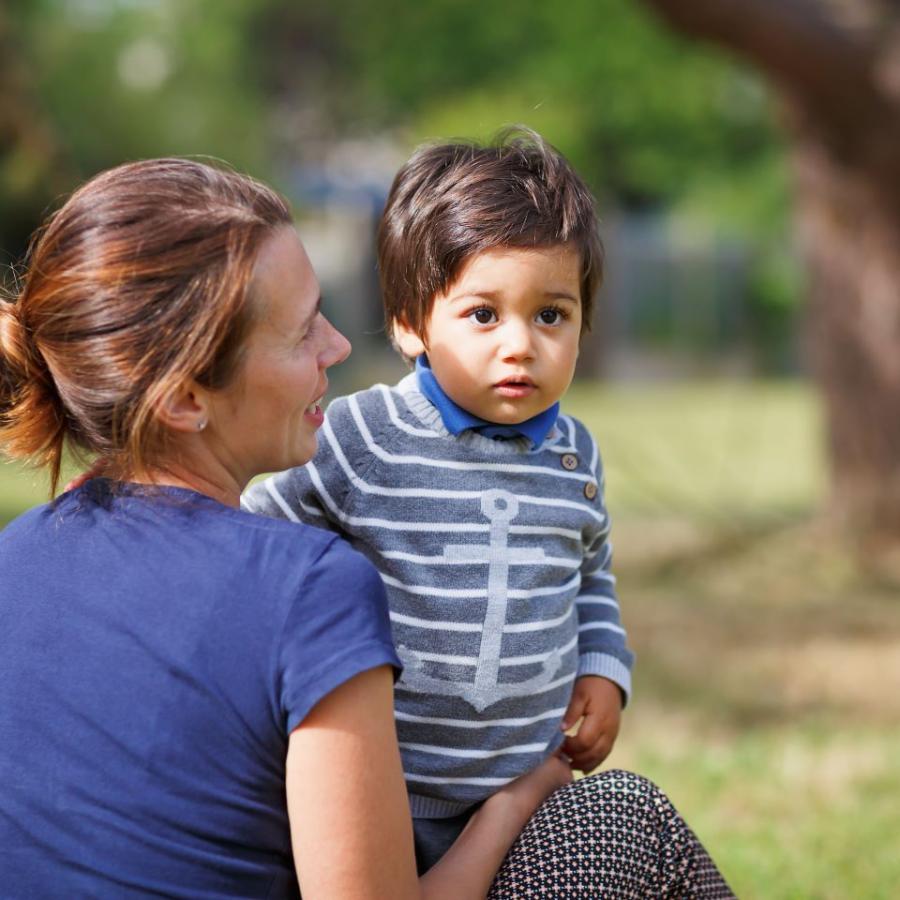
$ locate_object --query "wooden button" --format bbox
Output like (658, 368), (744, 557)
(584, 481), (598, 500)
(561, 453), (578, 471)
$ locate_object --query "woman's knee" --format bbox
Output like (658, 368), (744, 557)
(578, 768), (665, 800)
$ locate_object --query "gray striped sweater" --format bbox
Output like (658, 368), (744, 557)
(243, 373), (634, 818)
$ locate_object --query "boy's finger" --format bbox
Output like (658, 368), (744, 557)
(562, 726), (600, 756)
(571, 711), (605, 748)
(560, 698), (587, 732)
(561, 733), (587, 756)
(572, 738), (612, 773)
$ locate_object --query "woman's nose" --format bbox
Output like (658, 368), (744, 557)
(320, 318), (352, 368)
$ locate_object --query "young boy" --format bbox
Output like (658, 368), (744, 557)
(243, 128), (634, 870)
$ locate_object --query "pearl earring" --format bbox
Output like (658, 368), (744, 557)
(197, 419), (207, 432)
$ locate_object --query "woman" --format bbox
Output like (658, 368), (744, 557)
(0, 158), (732, 897)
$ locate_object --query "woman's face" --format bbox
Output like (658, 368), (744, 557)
(205, 226), (350, 483)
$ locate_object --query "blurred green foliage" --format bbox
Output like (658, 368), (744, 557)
(1, 0), (801, 368)
(1, 0), (267, 260)
(2, 0), (786, 249)
(257, 0), (783, 210)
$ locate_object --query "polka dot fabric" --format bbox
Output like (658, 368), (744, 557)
(489, 770), (735, 899)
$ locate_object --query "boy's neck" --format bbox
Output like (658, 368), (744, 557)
(414, 355), (558, 448)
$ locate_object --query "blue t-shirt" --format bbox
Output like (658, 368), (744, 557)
(0, 479), (400, 898)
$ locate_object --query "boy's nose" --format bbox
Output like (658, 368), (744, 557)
(498, 320), (534, 360)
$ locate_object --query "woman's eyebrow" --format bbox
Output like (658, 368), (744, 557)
(298, 295), (322, 332)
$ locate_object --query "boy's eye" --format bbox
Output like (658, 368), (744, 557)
(537, 306), (567, 325)
(468, 308), (497, 325)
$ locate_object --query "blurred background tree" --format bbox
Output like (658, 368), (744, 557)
(640, 0), (900, 565)
(1, 0), (267, 260)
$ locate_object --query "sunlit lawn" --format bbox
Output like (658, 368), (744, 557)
(567, 380), (899, 898)
(3, 379), (898, 897)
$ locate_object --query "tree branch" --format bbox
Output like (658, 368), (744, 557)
(638, 0), (893, 129)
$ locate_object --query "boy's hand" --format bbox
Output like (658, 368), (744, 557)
(560, 675), (622, 773)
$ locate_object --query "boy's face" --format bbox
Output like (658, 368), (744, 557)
(395, 244), (583, 424)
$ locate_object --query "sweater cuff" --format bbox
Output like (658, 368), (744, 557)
(577, 653), (633, 708)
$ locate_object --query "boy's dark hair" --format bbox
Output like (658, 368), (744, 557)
(377, 126), (602, 349)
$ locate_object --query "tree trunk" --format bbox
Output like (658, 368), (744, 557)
(639, 0), (900, 545)
(793, 135), (900, 537)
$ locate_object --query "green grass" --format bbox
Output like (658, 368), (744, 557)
(0, 460), (57, 528)
(3, 379), (898, 896)
(566, 378), (827, 523)
(612, 718), (900, 899)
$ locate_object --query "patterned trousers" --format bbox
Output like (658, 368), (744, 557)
(488, 770), (735, 899)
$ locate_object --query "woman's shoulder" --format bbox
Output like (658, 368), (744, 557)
(223, 501), (388, 616)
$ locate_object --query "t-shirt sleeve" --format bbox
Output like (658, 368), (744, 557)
(277, 539), (401, 734)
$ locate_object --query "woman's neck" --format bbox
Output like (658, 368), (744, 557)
(129, 461), (243, 508)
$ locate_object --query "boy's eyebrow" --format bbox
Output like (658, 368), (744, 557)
(543, 291), (579, 303)
(447, 290), (579, 304)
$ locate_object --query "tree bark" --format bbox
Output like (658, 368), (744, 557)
(639, 0), (900, 542)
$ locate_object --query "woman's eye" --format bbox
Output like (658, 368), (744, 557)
(468, 308), (497, 325)
(297, 316), (320, 345)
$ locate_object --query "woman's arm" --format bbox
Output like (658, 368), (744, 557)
(420, 752), (572, 899)
(286, 666), (570, 899)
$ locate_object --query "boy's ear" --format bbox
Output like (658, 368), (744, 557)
(391, 317), (428, 359)
(154, 380), (210, 434)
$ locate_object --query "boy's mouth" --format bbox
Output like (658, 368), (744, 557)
(494, 375), (536, 398)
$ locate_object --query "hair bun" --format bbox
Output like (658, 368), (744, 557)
(0, 301), (30, 400)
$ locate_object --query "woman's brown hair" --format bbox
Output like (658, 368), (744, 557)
(0, 158), (291, 493)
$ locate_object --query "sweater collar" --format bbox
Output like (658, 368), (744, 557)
(414, 355), (558, 448)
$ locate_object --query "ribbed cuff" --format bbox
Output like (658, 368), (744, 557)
(408, 793), (478, 819)
(577, 653), (633, 707)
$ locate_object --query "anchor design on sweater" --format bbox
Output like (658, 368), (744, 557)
(398, 489), (563, 711)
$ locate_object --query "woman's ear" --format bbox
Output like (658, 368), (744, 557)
(391, 318), (427, 360)
(155, 381), (210, 434)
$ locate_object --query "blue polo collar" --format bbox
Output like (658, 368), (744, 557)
(415, 355), (558, 448)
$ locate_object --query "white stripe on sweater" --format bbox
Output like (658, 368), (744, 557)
(504, 612), (574, 633)
(395, 707), (567, 729)
(390, 612), (482, 632)
(409, 636), (578, 668)
(576, 595), (619, 609)
(264, 480), (301, 522)
(399, 741), (546, 759)
(390, 608), (574, 633)
(380, 549), (580, 569)
(404, 773), (516, 787)
(578, 621), (626, 635)
(381, 571), (581, 599)
(396, 671), (575, 699)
